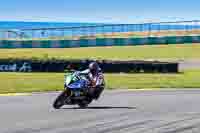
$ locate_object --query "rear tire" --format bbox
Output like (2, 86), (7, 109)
(78, 98), (92, 108)
(53, 90), (69, 109)
(78, 102), (88, 108)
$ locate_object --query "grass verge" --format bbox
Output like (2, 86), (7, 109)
(0, 69), (200, 94)
(0, 44), (200, 61)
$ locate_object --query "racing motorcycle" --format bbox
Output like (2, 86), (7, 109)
(53, 71), (104, 109)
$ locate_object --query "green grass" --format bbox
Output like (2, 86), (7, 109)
(0, 44), (200, 61)
(0, 70), (200, 94)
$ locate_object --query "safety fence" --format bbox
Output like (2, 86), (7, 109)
(0, 35), (200, 48)
(1, 20), (200, 40)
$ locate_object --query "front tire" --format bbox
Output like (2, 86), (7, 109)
(53, 90), (68, 109)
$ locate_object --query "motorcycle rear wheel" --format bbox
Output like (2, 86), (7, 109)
(78, 98), (92, 108)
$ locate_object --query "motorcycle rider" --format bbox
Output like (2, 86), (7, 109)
(79, 62), (105, 99)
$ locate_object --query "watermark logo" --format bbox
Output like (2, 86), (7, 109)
(19, 62), (32, 72)
(0, 62), (32, 72)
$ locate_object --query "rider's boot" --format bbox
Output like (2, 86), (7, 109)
(87, 87), (96, 99)
(93, 87), (104, 100)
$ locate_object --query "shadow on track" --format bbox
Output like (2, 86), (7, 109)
(61, 106), (136, 110)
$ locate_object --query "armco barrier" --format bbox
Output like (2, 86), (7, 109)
(0, 35), (200, 48)
(0, 59), (178, 73)
(1, 35), (200, 48)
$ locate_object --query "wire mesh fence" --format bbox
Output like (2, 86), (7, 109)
(1, 20), (200, 40)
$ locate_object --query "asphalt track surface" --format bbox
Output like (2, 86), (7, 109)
(179, 60), (200, 70)
(1, 90), (200, 133)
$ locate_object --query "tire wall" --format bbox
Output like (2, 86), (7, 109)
(0, 59), (178, 73)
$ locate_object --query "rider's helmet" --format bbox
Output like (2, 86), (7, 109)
(89, 62), (99, 75)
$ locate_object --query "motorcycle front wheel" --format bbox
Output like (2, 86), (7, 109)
(53, 90), (70, 109)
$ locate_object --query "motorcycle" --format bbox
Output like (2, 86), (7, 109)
(53, 71), (104, 109)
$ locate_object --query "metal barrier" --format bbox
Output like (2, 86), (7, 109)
(0, 35), (200, 48)
(1, 20), (200, 40)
